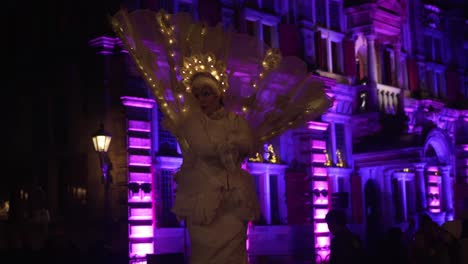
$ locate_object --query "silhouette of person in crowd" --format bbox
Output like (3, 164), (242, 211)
(325, 209), (366, 264)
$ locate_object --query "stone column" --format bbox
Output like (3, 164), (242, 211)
(394, 172), (408, 222)
(394, 41), (405, 114)
(327, 39), (333, 73)
(366, 34), (379, 110)
(263, 172), (271, 224)
(414, 163), (427, 212)
(383, 172), (395, 226)
(440, 165), (454, 221)
(394, 41), (402, 87)
(330, 122), (337, 164)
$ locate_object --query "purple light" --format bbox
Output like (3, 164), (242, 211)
(311, 153), (326, 163)
(316, 249), (330, 262)
(428, 175), (439, 183)
(129, 193), (152, 203)
(314, 209), (328, 220)
(128, 120), (152, 132)
(129, 137), (152, 149)
(312, 167), (328, 176)
(404, 107), (415, 113)
(129, 172), (152, 182)
(311, 140), (326, 149)
(121, 96), (156, 109)
(462, 145), (468, 151)
(129, 155), (152, 166)
(130, 242), (154, 257)
(130, 225), (153, 238)
(130, 208), (153, 219)
(308, 121), (329, 131)
(315, 222), (329, 233)
(315, 236), (330, 248)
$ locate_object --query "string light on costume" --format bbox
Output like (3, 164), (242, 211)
(111, 17), (174, 122)
(241, 48), (282, 114)
(179, 53), (229, 95)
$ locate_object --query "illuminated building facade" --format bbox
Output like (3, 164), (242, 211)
(42, 0), (468, 263)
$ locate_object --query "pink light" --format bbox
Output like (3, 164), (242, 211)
(121, 96), (155, 109)
(313, 182), (328, 190)
(129, 193), (152, 203)
(129, 137), (152, 149)
(131, 242), (154, 257)
(462, 145), (468, 151)
(129, 172), (152, 182)
(130, 208), (153, 220)
(308, 121), (329, 131)
(427, 166), (438, 172)
(311, 140), (326, 150)
(428, 175), (439, 183)
(129, 155), (152, 166)
(404, 107), (415, 113)
(316, 249), (330, 263)
(312, 167), (328, 176)
(430, 208), (441, 213)
(242, 161), (248, 170)
(315, 236), (330, 248)
(311, 153), (326, 163)
(315, 223), (329, 233)
(130, 225), (153, 238)
(128, 120), (151, 132)
(246, 222), (253, 251)
(314, 195), (329, 205)
(314, 208), (328, 219)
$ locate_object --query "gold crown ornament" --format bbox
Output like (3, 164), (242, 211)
(179, 53), (229, 95)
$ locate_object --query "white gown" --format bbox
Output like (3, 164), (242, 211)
(170, 107), (260, 264)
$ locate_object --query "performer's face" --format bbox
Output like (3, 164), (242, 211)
(192, 84), (221, 115)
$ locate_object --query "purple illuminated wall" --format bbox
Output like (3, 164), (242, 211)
(95, 1), (468, 263)
(122, 96), (156, 263)
(308, 122), (331, 262)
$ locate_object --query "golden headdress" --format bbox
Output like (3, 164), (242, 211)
(111, 9), (331, 143)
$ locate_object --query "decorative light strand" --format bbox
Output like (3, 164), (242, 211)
(242, 48), (282, 115)
(111, 18), (175, 120)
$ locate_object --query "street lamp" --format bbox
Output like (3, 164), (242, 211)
(92, 123), (112, 181)
(92, 123), (113, 244)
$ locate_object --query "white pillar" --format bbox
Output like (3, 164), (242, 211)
(394, 41), (402, 88)
(271, 25), (279, 48)
(414, 163), (427, 212)
(395, 173), (408, 222)
(327, 39), (333, 73)
(278, 172), (287, 224)
(255, 20), (264, 54)
(366, 34), (379, 110)
(263, 172), (271, 224)
(383, 172), (395, 226)
(366, 35), (378, 84)
(332, 123), (338, 164)
(344, 123), (353, 168)
(440, 165), (454, 221)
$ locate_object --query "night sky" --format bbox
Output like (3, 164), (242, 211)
(9, 0), (123, 195)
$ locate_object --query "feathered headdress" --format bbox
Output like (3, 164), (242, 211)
(111, 9), (331, 143)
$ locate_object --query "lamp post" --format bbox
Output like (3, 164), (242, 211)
(92, 123), (112, 244)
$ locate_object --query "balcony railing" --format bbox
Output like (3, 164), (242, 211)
(377, 83), (401, 114)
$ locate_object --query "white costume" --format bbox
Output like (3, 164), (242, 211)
(171, 106), (259, 264)
(111, 9), (331, 264)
